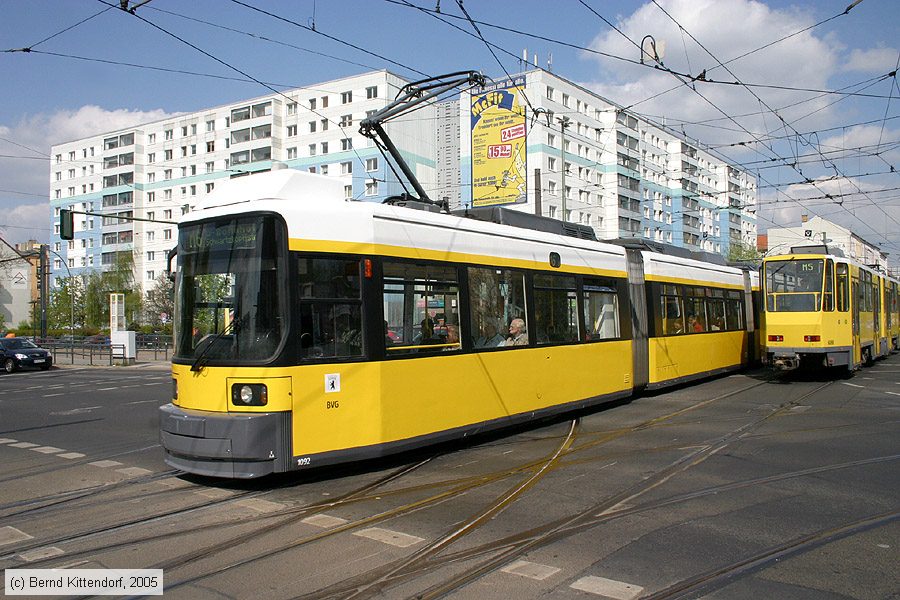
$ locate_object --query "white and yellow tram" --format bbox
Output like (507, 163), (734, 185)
(160, 170), (759, 478)
(762, 248), (900, 371)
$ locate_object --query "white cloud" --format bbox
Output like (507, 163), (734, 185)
(579, 0), (838, 143)
(841, 47), (899, 74)
(0, 202), (51, 246)
(0, 105), (180, 243)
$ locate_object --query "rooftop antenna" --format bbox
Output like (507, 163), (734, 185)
(547, 52), (553, 71)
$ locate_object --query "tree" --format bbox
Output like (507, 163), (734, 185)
(727, 242), (763, 263)
(144, 273), (174, 329)
(47, 276), (84, 331)
(81, 252), (142, 329)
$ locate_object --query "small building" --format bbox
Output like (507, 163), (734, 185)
(0, 237), (37, 330)
(766, 215), (889, 272)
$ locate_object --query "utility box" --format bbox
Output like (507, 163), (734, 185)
(111, 330), (136, 364)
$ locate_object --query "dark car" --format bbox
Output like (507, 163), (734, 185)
(87, 334), (110, 346)
(0, 337), (53, 373)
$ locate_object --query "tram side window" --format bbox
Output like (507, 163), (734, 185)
(468, 267), (527, 349)
(823, 259), (835, 311)
(725, 290), (744, 331)
(836, 263), (849, 312)
(685, 287), (707, 333)
(660, 284), (684, 335)
(296, 257), (363, 360)
(707, 289), (726, 331)
(534, 274), (579, 344)
(384, 262), (460, 354)
(583, 278), (620, 341)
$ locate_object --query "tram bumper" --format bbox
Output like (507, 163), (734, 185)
(159, 403), (291, 479)
(771, 352), (801, 372)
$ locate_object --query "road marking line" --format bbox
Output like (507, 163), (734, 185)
(57, 452), (85, 459)
(31, 446), (64, 454)
(19, 546), (65, 562)
(43, 393), (65, 397)
(886, 391), (900, 397)
(0, 526), (34, 546)
(0, 438), (18, 444)
(125, 399), (159, 405)
(236, 498), (285, 513)
(97, 387), (119, 391)
(353, 527), (424, 548)
(88, 460), (123, 468)
(302, 514), (348, 529)
(8, 442), (39, 449)
(842, 382), (865, 388)
(116, 467), (153, 477)
(501, 560), (561, 581)
(51, 406), (102, 416)
(570, 576), (644, 599)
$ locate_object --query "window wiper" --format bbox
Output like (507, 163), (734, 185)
(190, 314), (243, 372)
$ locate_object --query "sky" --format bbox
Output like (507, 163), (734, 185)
(1, 0), (898, 267)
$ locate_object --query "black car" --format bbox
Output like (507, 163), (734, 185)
(0, 338), (53, 372)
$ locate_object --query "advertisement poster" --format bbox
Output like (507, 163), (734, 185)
(470, 77), (527, 207)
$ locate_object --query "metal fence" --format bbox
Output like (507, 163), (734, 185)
(32, 336), (173, 366)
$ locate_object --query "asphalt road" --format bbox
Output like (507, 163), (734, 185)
(0, 357), (897, 599)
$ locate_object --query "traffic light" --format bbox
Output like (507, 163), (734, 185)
(60, 208), (74, 240)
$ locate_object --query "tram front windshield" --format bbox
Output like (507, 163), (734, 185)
(174, 215), (286, 363)
(765, 258), (824, 312)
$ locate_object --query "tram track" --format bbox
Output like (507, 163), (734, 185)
(5, 376), (840, 597)
(102, 376), (782, 596)
(300, 381), (837, 599)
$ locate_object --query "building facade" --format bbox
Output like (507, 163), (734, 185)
(49, 68), (758, 307)
(452, 69), (757, 254)
(0, 238), (37, 330)
(48, 70), (436, 294)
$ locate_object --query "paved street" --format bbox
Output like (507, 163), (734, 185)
(0, 358), (898, 599)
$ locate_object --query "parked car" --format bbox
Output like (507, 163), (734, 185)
(87, 335), (111, 346)
(0, 337), (53, 372)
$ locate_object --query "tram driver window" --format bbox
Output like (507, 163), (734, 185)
(383, 262), (460, 355)
(468, 267), (527, 349)
(296, 257), (363, 359)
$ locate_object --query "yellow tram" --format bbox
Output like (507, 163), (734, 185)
(761, 247), (900, 372)
(160, 170), (759, 478)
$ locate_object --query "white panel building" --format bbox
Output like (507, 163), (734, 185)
(48, 70), (434, 295)
(451, 69), (757, 254)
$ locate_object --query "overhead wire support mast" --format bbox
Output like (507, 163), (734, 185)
(359, 70), (486, 209)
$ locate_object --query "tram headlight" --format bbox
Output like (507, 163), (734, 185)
(231, 383), (268, 407)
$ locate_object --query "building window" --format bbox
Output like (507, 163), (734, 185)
(206, 120), (215, 132)
(165, 149), (173, 160)
(321, 95), (329, 108)
(308, 121), (316, 133)
(147, 251), (155, 261)
(365, 157), (378, 171)
(344, 184), (353, 198)
(147, 192), (155, 202)
(148, 153), (156, 163)
(147, 271), (155, 281)
(206, 141), (215, 152)
(287, 124), (298, 137)
(206, 182), (214, 193)
(321, 142), (328, 154)
(341, 161), (352, 175)
(309, 144), (316, 156)
(366, 86), (377, 99)
(340, 114), (353, 127)
(287, 102), (297, 115)
(206, 161), (214, 173)
(365, 180), (378, 196)
(321, 165), (329, 175)
(147, 231), (155, 241)
(164, 229), (172, 240)
(341, 138), (352, 151)
(341, 91), (352, 104)
(286, 147), (297, 159)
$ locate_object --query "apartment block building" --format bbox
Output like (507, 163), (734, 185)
(48, 70), (435, 293)
(453, 69), (757, 255)
(49, 68), (757, 303)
